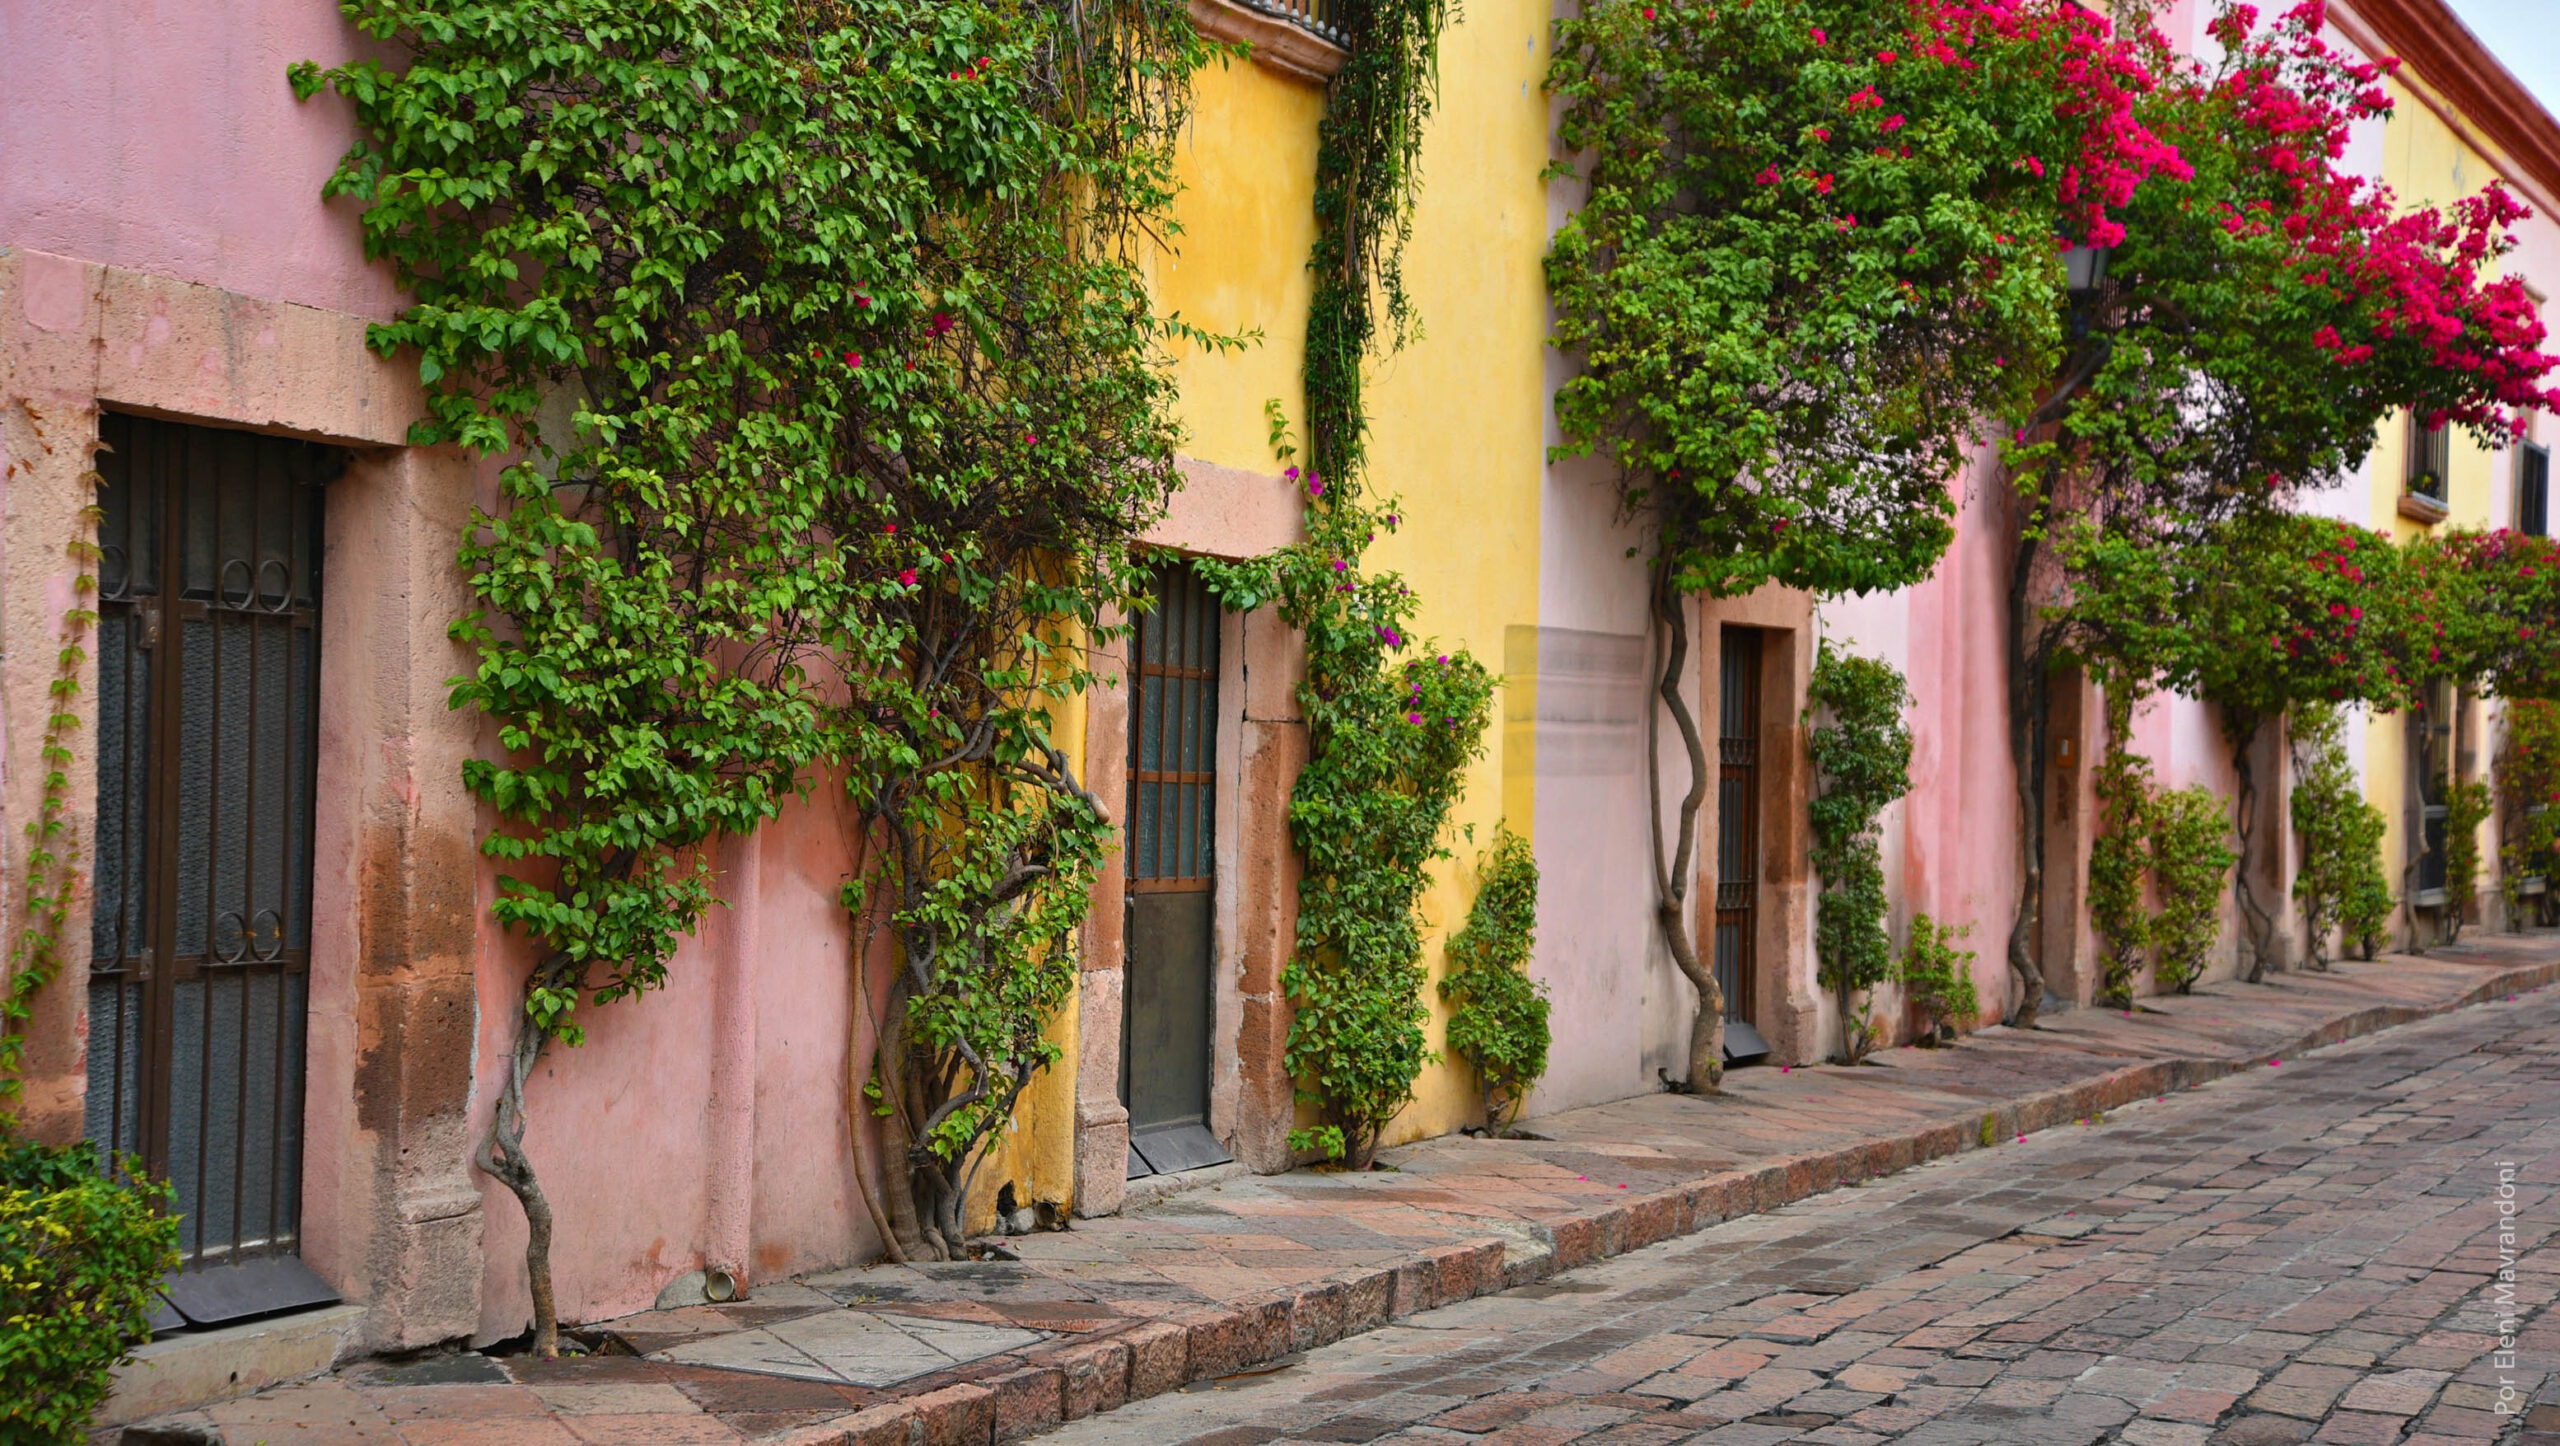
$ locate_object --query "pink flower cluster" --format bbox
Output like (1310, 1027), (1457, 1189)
(2209, 2), (2560, 427)
(1912, 0), (2190, 247)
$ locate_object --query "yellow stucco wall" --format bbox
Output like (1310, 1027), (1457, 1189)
(1134, 8), (1556, 1150)
(2361, 77), (2505, 917)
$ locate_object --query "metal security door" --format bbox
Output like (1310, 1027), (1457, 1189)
(88, 414), (339, 1326)
(1120, 564), (1231, 1178)
(1713, 628), (1768, 1059)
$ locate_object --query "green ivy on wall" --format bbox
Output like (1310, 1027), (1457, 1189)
(1200, 410), (1493, 1169)
(1440, 826), (1547, 1133)
(2291, 703), (2392, 968)
(297, 0), (1217, 1340)
(1804, 643), (1911, 1061)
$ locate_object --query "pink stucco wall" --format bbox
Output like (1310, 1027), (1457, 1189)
(469, 789), (887, 1340)
(0, 1), (405, 321)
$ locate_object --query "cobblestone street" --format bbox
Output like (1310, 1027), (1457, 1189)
(1029, 987), (2560, 1446)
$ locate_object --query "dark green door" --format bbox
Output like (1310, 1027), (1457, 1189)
(1121, 563), (1231, 1177)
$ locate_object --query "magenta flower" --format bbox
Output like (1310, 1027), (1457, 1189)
(899, 568), (918, 586)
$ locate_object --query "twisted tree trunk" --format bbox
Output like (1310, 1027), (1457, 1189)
(2228, 719), (2279, 980)
(1647, 564), (1724, 1091)
(476, 980), (560, 1358)
(2004, 523), (2051, 1029)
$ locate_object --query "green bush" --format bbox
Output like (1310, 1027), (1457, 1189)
(0, 1133), (177, 1444)
(2444, 777), (2494, 942)
(1440, 827), (1548, 1133)
(2149, 786), (2236, 991)
(2498, 699), (2560, 927)
(1806, 645), (1913, 1061)
(2089, 695), (2154, 1005)
(1896, 914), (1979, 1041)
(2291, 704), (2393, 969)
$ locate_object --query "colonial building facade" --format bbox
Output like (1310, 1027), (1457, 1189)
(1, 0), (2551, 1395)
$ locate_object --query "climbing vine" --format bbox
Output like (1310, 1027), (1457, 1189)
(2442, 776), (2494, 943)
(298, 0), (1214, 1340)
(0, 426), (100, 1097)
(1440, 825), (1546, 1133)
(1301, 0), (1458, 484)
(2291, 703), (2391, 968)
(1200, 412), (1493, 1169)
(2089, 692), (2153, 1005)
(1804, 644), (1911, 1062)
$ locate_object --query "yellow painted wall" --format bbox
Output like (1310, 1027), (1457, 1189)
(1356, 0), (1552, 1146)
(2362, 76), (2504, 918)
(1133, 6), (1556, 1150)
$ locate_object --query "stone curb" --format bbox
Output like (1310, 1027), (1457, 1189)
(771, 954), (2560, 1446)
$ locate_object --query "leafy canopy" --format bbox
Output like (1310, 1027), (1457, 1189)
(1547, 0), (2181, 598)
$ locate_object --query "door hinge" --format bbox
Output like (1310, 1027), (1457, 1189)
(136, 598), (162, 651)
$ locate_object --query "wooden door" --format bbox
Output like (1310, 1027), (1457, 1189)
(1713, 628), (1762, 1034)
(1120, 563), (1231, 1177)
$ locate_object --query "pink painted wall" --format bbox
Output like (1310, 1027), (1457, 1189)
(469, 786), (885, 1339)
(0, 1), (405, 321)
(1821, 446), (2028, 1043)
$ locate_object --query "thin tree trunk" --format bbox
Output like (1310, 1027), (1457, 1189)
(2004, 523), (2051, 1028)
(1647, 563), (1724, 1090)
(2228, 722), (2278, 980)
(476, 981), (559, 1358)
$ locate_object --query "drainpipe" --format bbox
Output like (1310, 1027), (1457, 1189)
(705, 829), (761, 1299)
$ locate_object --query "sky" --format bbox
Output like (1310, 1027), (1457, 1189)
(2442, 0), (2560, 124)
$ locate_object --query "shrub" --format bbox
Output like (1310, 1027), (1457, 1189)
(2498, 699), (2560, 925)
(2443, 777), (2494, 942)
(1440, 827), (1549, 1133)
(1896, 914), (1979, 1042)
(0, 1134), (177, 1444)
(2089, 694), (2155, 1005)
(1806, 645), (1913, 1062)
(2291, 704), (2393, 969)
(2149, 786), (2236, 991)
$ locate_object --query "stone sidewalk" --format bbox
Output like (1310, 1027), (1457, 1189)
(118, 935), (2560, 1446)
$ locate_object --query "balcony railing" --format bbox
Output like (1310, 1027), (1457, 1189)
(1235, 0), (1345, 46)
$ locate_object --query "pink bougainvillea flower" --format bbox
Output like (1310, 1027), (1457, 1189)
(884, 522), (898, 534)
(1810, 26), (1826, 43)
(1814, 173), (1835, 194)
(928, 311), (955, 337)
(1755, 165), (1779, 185)
(1878, 49), (1897, 63)
(1881, 114), (1906, 133)
(1642, 5), (1655, 16)
(1332, 558), (1347, 572)
(899, 568), (918, 586)
(844, 351), (861, 367)
(1408, 712), (1424, 724)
